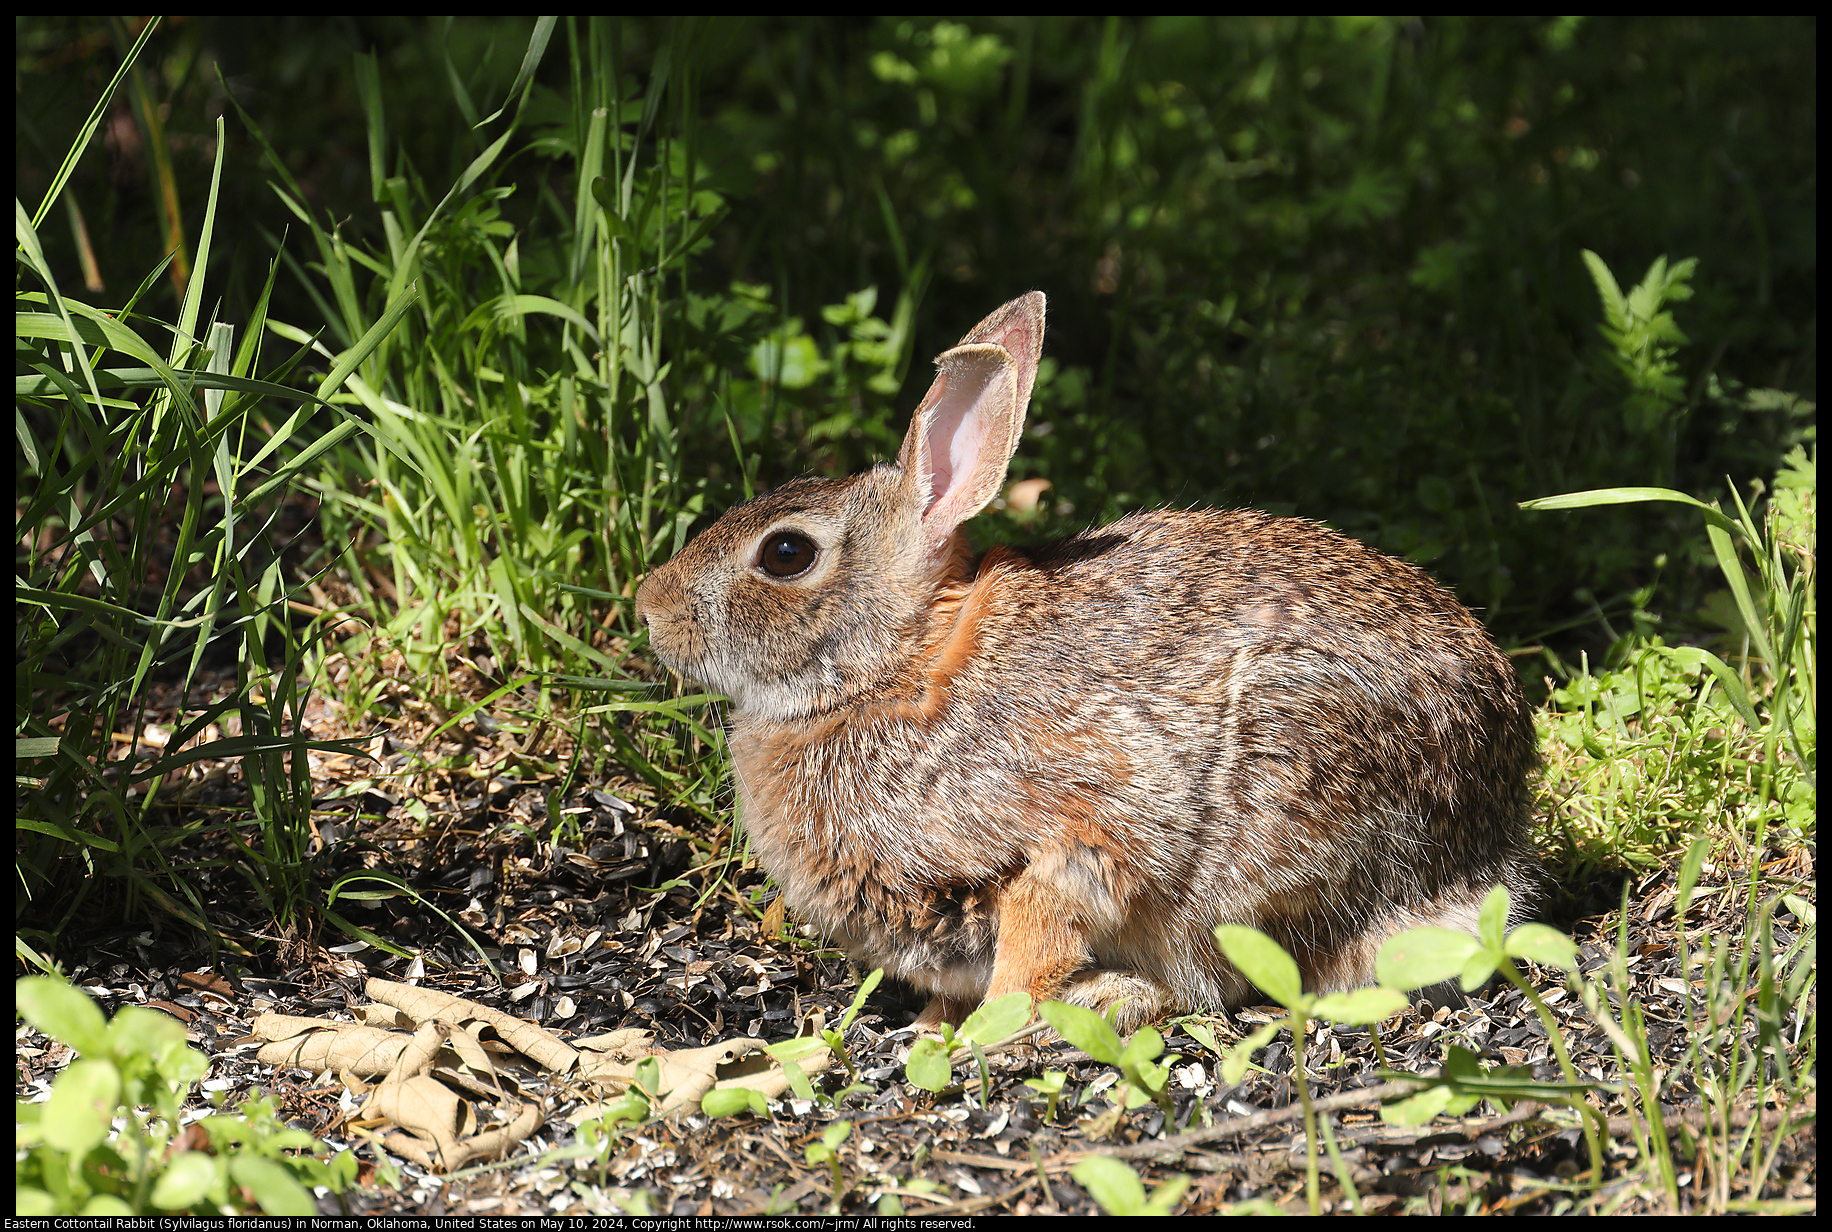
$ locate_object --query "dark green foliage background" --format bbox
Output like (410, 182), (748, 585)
(17, 16), (1816, 655)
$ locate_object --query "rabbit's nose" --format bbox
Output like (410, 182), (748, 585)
(633, 574), (670, 628)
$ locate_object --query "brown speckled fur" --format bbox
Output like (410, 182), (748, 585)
(634, 293), (1535, 1033)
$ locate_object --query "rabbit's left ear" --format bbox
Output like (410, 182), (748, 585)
(898, 294), (1045, 546)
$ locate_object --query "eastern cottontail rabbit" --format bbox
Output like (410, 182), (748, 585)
(635, 293), (1535, 1032)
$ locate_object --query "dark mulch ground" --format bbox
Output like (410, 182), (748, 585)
(16, 672), (1817, 1216)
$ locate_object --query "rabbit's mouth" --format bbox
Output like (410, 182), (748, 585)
(641, 614), (845, 725)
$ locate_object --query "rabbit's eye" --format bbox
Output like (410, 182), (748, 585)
(758, 531), (818, 579)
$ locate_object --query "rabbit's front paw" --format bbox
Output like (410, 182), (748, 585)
(911, 993), (984, 1036)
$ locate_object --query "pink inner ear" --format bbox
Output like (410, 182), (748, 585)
(932, 404), (989, 512)
(898, 342), (1019, 539)
(984, 321), (1034, 378)
(917, 358), (1002, 526)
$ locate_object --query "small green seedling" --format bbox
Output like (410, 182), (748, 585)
(1376, 885), (1600, 1176)
(1071, 1154), (1190, 1216)
(820, 968), (885, 1089)
(585, 1055), (662, 1130)
(1022, 1068), (1069, 1123)
(720, 968), (888, 1117)
(1213, 923), (1411, 1216)
(905, 991), (1031, 1099)
(16, 977), (352, 1216)
(805, 1120), (854, 1214)
(1038, 1001), (1178, 1136)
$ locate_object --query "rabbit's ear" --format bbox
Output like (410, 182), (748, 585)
(956, 291), (1045, 417)
(898, 295), (1045, 544)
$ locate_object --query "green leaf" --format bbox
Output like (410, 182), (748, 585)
(1704, 517), (1780, 672)
(1212, 925), (1303, 1007)
(1119, 1026), (1165, 1070)
(16, 306), (191, 408)
(1580, 249), (1627, 328)
(105, 1006), (192, 1069)
(1675, 832), (1711, 918)
(958, 991), (1031, 1043)
(1147, 1174), (1193, 1213)
(804, 1119), (852, 1165)
(1380, 1082), (1455, 1127)
(779, 1058), (816, 1103)
(1221, 1020), (1284, 1085)
(460, 292), (602, 344)
(1376, 926), (1483, 991)
(1038, 1001), (1123, 1063)
(312, 281), (421, 402)
(593, 1086), (652, 1126)
(1310, 986), (1409, 1025)
(1654, 646), (1764, 732)
(150, 1152), (223, 1211)
(1437, 1046), (1495, 1116)
(29, 17), (161, 228)
(763, 1034), (828, 1066)
(1179, 1020), (1222, 1056)
(839, 968), (885, 1033)
(14, 1188), (56, 1218)
(226, 1155), (317, 1216)
(1072, 1155), (1148, 1216)
(1024, 1068), (1067, 1116)
(1518, 486), (1742, 540)
(1502, 924), (1580, 970)
(79, 1195), (137, 1217)
(1477, 884), (1512, 950)
(17, 977), (110, 1055)
(42, 1059), (122, 1155)
(1458, 949), (1501, 993)
(905, 1037), (954, 1092)
(701, 1086), (767, 1118)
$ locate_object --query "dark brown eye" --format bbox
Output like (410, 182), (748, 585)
(758, 531), (818, 578)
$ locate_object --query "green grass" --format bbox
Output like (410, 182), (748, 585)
(1516, 441), (1814, 1213)
(17, 24), (381, 943)
(15, 16), (1815, 1216)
